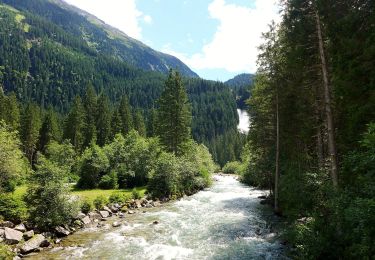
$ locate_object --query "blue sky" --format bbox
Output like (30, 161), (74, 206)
(64, 0), (280, 81)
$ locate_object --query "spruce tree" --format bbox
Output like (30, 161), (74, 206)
(83, 85), (97, 148)
(96, 94), (111, 146)
(156, 70), (192, 155)
(64, 96), (85, 152)
(21, 103), (41, 163)
(118, 96), (133, 135)
(133, 109), (146, 137)
(38, 107), (60, 153)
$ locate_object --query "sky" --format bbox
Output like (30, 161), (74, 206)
(64, 0), (280, 81)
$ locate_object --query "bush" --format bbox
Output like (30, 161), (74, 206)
(93, 195), (107, 210)
(131, 188), (142, 200)
(99, 171), (118, 189)
(0, 193), (27, 223)
(0, 244), (15, 260)
(222, 161), (242, 174)
(80, 200), (92, 214)
(25, 157), (79, 230)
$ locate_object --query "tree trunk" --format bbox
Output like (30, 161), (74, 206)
(274, 91), (280, 213)
(315, 10), (339, 188)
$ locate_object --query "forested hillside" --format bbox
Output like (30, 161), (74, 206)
(0, 0), (240, 164)
(237, 0), (375, 258)
(225, 74), (254, 110)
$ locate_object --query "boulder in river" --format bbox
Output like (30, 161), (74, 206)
(99, 211), (110, 218)
(103, 206), (113, 214)
(112, 221), (121, 227)
(75, 212), (86, 220)
(88, 212), (102, 221)
(20, 234), (47, 254)
(128, 210), (135, 214)
(14, 223), (27, 232)
(23, 230), (34, 240)
(0, 221), (14, 228)
(81, 216), (91, 225)
(55, 226), (70, 237)
(4, 227), (23, 244)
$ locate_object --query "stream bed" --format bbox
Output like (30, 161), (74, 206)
(31, 175), (286, 260)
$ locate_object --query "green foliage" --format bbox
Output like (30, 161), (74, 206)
(222, 161), (242, 174)
(45, 140), (76, 173)
(156, 70), (192, 155)
(0, 121), (28, 192)
(80, 200), (92, 214)
(99, 171), (118, 190)
(20, 103), (41, 163)
(64, 96), (85, 152)
(93, 195), (107, 210)
(77, 143), (109, 189)
(0, 193), (27, 222)
(131, 188), (142, 200)
(96, 94), (111, 146)
(38, 107), (61, 152)
(0, 244), (15, 260)
(109, 192), (130, 204)
(25, 156), (79, 230)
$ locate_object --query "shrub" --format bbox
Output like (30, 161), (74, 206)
(131, 188), (142, 200)
(99, 171), (118, 189)
(25, 157), (79, 230)
(222, 161), (242, 174)
(0, 193), (27, 223)
(93, 195), (107, 210)
(80, 200), (92, 214)
(0, 244), (15, 260)
(109, 192), (130, 204)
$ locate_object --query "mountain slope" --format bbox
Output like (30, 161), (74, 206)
(225, 73), (254, 109)
(0, 0), (198, 78)
(225, 73), (254, 88)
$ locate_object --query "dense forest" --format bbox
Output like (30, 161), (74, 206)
(232, 0), (374, 258)
(0, 0), (242, 165)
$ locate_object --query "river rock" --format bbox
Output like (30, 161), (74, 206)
(4, 227), (23, 244)
(152, 221), (159, 225)
(75, 212), (86, 220)
(55, 226), (70, 237)
(112, 221), (121, 227)
(151, 201), (161, 207)
(14, 223), (27, 232)
(99, 211), (110, 218)
(0, 221), (14, 228)
(88, 212), (102, 221)
(103, 206), (112, 213)
(128, 210), (135, 214)
(23, 230), (34, 240)
(0, 228), (4, 237)
(118, 212), (125, 218)
(109, 205), (118, 213)
(81, 216), (91, 225)
(20, 234), (47, 254)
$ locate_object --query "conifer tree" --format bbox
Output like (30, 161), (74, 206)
(96, 94), (111, 146)
(133, 109), (146, 137)
(38, 107), (60, 153)
(110, 109), (122, 138)
(118, 96), (133, 135)
(83, 85), (97, 148)
(156, 70), (192, 155)
(64, 96), (85, 152)
(21, 103), (41, 163)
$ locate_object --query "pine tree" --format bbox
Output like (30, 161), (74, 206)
(38, 107), (60, 153)
(21, 103), (41, 163)
(64, 96), (85, 152)
(133, 109), (146, 137)
(156, 70), (192, 155)
(96, 94), (111, 146)
(3, 92), (20, 131)
(110, 109), (122, 138)
(83, 85), (97, 148)
(118, 96), (133, 135)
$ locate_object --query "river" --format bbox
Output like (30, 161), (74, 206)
(32, 175), (285, 260)
(237, 109), (250, 134)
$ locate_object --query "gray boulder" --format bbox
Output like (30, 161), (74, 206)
(99, 210), (110, 218)
(14, 223), (27, 232)
(4, 227), (23, 244)
(103, 206), (112, 214)
(88, 212), (102, 221)
(128, 210), (135, 214)
(23, 230), (34, 240)
(0, 228), (4, 237)
(20, 234), (47, 254)
(0, 221), (14, 228)
(81, 216), (91, 225)
(55, 226), (70, 237)
(75, 212), (86, 220)
(112, 221), (121, 227)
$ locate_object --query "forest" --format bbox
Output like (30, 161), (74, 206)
(226, 0), (374, 258)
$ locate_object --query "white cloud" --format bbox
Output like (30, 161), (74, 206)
(164, 0), (280, 74)
(143, 15), (153, 24)
(64, 0), (151, 40)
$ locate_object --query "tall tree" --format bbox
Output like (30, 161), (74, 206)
(38, 107), (60, 153)
(156, 70), (192, 155)
(82, 85), (97, 148)
(96, 94), (111, 146)
(118, 96), (133, 136)
(20, 103), (41, 164)
(133, 109), (146, 137)
(64, 96), (85, 152)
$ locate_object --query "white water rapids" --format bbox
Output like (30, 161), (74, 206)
(33, 175), (286, 259)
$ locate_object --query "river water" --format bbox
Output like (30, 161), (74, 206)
(32, 175), (285, 260)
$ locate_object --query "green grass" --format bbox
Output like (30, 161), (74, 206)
(13, 185), (147, 204)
